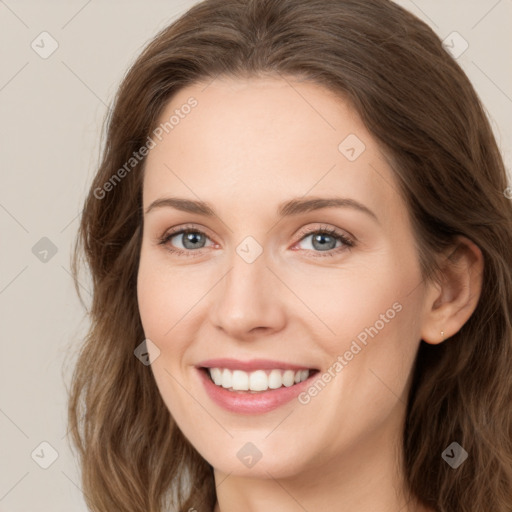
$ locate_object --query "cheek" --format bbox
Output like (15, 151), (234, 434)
(306, 253), (420, 355)
(303, 251), (424, 418)
(136, 254), (196, 418)
(136, 247), (207, 341)
(137, 264), (172, 341)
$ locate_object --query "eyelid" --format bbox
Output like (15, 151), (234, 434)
(157, 222), (356, 257)
(158, 223), (217, 250)
(159, 223), (217, 242)
(294, 223), (355, 246)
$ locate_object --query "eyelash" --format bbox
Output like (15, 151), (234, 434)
(157, 223), (355, 258)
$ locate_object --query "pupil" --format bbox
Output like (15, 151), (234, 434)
(313, 233), (335, 251)
(184, 232), (204, 249)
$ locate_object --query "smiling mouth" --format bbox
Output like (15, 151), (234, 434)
(201, 367), (319, 393)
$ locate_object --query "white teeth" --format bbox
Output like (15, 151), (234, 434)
(268, 369), (283, 389)
(207, 368), (311, 392)
(210, 367), (222, 386)
(232, 370), (249, 391)
(282, 370), (295, 387)
(249, 370), (268, 391)
(221, 368), (232, 389)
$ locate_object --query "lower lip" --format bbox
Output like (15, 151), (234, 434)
(197, 368), (316, 414)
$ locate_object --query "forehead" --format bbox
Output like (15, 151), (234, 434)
(149, 76), (367, 162)
(142, 76), (401, 223)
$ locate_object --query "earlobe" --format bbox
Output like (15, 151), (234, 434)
(420, 236), (484, 345)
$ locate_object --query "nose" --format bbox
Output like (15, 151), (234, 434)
(208, 245), (287, 340)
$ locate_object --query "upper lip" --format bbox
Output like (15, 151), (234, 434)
(197, 358), (316, 372)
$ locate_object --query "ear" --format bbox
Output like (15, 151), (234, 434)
(421, 236), (484, 345)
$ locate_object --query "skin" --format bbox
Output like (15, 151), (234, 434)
(137, 76), (483, 512)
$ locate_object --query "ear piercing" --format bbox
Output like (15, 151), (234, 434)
(441, 331), (445, 340)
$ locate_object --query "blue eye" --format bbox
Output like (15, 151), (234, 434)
(158, 224), (355, 258)
(293, 227), (354, 257)
(159, 228), (214, 256)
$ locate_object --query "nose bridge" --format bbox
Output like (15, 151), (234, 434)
(209, 238), (285, 336)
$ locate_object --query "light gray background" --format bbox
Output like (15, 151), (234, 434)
(1, 1), (511, 510)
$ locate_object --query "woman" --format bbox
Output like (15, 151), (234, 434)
(68, 0), (512, 511)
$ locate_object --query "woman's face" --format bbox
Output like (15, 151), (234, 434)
(137, 76), (433, 479)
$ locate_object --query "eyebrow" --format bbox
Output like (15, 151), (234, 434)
(145, 196), (378, 223)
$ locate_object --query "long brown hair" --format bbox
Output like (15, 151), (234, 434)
(68, 0), (512, 511)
